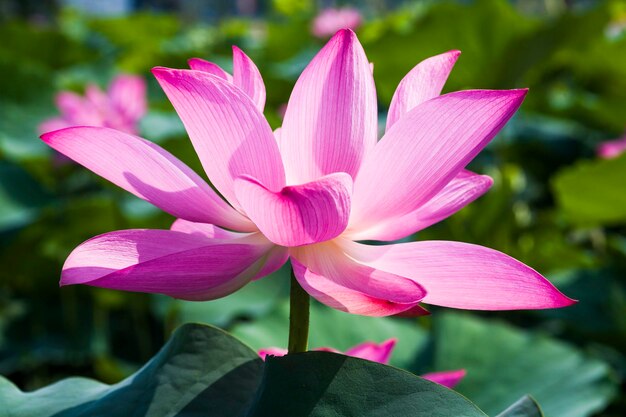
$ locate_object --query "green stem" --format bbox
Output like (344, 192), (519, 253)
(288, 269), (310, 354)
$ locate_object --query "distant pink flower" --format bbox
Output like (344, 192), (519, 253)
(42, 30), (574, 314)
(259, 339), (466, 389)
(597, 134), (626, 159)
(39, 74), (147, 136)
(312, 7), (362, 38)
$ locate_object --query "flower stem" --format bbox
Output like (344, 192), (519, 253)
(288, 269), (310, 354)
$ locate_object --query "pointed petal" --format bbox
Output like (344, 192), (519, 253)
(187, 58), (233, 82)
(341, 240), (576, 310)
(350, 89), (527, 232)
(344, 339), (396, 364)
(41, 126), (254, 231)
(422, 370), (466, 389)
(61, 229), (273, 301)
(258, 347), (288, 360)
(386, 50), (460, 130)
(290, 242), (426, 316)
(171, 219), (288, 279)
(153, 67), (285, 209)
(235, 172), (352, 247)
(232, 46), (266, 111)
(108, 74), (147, 122)
(347, 170), (493, 241)
(280, 29), (377, 184)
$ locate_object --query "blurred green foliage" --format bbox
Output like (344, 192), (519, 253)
(1, 0), (625, 415)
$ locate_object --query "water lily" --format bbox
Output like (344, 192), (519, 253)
(42, 30), (574, 319)
(39, 74), (146, 136)
(597, 134), (626, 158)
(259, 339), (466, 389)
(312, 7), (362, 38)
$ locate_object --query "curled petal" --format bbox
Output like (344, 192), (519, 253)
(280, 29), (377, 184)
(188, 58), (233, 82)
(232, 46), (266, 111)
(61, 229), (274, 301)
(350, 89), (527, 233)
(422, 370), (466, 389)
(341, 240), (576, 310)
(347, 170), (493, 241)
(235, 173), (353, 247)
(41, 127), (254, 232)
(344, 339), (396, 364)
(153, 67), (285, 209)
(290, 242), (427, 316)
(386, 50), (460, 130)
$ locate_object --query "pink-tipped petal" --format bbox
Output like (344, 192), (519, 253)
(350, 89), (527, 232)
(153, 67), (285, 209)
(386, 50), (461, 131)
(187, 58), (233, 82)
(171, 219), (288, 280)
(41, 127), (254, 231)
(234, 172), (353, 247)
(280, 29), (377, 184)
(56, 91), (102, 126)
(290, 242), (427, 316)
(597, 136), (626, 159)
(258, 347), (288, 360)
(345, 339), (396, 364)
(347, 170), (493, 241)
(61, 229), (272, 301)
(232, 46), (266, 111)
(38, 117), (70, 135)
(340, 240), (576, 310)
(422, 370), (466, 389)
(108, 74), (147, 122)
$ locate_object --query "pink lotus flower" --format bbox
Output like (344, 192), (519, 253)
(42, 30), (574, 315)
(312, 7), (362, 38)
(39, 74), (147, 136)
(259, 339), (466, 389)
(597, 134), (626, 159)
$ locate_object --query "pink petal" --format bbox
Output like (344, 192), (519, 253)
(280, 29), (377, 184)
(232, 46), (266, 111)
(290, 242), (427, 316)
(350, 89), (527, 233)
(340, 240), (576, 310)
(258, 347), (288, 360)
(347, 170), (493, 241)
(61, 229), (273, 301)
(41, 126), (254, 232)
(386, 50), (460, 131)
(171, 218), (289, 280)
(597, 136), (626, 159)
(153, 67), (285, 209)
(422, 369), (466, 389)
(38, 117), (70, 135)
(108, 74), (147, 123)
(187, 58), (233, 82)
(234, 173), (353, 247)
(56, 91), (103, 126)
(344, 338), (396, 364)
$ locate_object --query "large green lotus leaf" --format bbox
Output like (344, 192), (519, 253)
(496, 396), (543, 417)
(432, 313), (617, 417)
(246, 351), (487, 417)
(231, 300), (428, 368)
(552, 153), (626, 225)
(0, 324), (263, 417)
